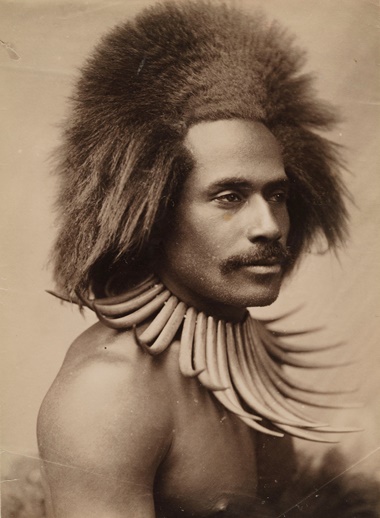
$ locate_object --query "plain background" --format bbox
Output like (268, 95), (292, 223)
(1, 0), (379, 482)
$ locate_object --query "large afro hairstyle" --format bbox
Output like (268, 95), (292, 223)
(51, 0), (349, 298)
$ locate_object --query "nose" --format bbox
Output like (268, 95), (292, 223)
(245, 196), (283, 242)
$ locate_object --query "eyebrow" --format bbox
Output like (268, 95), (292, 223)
(206, 176), (290, 192)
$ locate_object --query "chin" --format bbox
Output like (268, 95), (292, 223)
(218, 286), (280, 310)
(233, 273), (282, 308)
(239, 282), (282, 308)
(246, 292), (280, 308)
(250, 294), (279, 307)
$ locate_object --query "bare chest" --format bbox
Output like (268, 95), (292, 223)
(153, 382), (274, 517)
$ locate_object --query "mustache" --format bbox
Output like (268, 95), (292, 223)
(220, 242), (292, 274)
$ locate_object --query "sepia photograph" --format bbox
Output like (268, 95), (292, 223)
(2, 0), (379, 516)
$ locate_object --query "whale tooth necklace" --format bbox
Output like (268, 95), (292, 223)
(51, 274), (359, 442)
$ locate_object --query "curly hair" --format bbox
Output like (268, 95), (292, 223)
(51, 0), (348, 298)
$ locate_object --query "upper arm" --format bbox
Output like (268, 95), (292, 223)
(37, 335), (174, 517)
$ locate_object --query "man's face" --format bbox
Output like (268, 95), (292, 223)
(159, 119), (290, 321)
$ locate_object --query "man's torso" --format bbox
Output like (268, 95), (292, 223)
(41, 323), (295, 517)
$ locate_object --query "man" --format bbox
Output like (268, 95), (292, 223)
(37, 2), (350, 516)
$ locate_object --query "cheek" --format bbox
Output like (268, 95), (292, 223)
(172, 212), (225, 267)
(279, 207), (290, 240)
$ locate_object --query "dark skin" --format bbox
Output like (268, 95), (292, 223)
(38, 323), (295, 518)
(38, 120), (296, 517)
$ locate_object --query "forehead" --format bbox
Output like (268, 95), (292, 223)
(183, 119), (286, 190)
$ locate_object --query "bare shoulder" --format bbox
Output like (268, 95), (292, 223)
(38, 322), (175, 477)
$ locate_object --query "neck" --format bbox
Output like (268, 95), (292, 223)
(84, 272), (346, 442)
(157, 270), (248, 323)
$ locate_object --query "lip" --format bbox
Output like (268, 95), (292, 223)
(242, 264), (282, 274)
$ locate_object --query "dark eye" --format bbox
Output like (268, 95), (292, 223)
(268, 190), (288, 204)
(215, 192), (242, 204)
